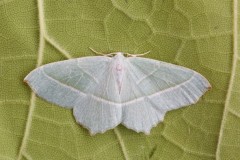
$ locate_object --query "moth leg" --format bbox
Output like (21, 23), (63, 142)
(89, 47), (114, 57)
(125, 51), (151, 57)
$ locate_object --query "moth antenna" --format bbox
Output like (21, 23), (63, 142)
(125, 51), (151, 57)
(89, 47), (114, 57)
(89, 47), (105, 56)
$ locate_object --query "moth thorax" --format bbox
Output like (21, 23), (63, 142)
(116, 63), (122, 71)
(115, 62), (124, 94)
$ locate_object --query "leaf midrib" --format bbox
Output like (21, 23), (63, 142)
(17, 0), (45, 159)
(215, 0), (239, 159)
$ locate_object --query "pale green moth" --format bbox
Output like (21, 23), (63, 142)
(24, 52), (211, 135)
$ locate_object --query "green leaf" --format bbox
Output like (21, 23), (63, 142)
(0, 0), (238, 159)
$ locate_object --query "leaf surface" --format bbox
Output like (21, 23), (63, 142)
(0, 0), (237, 159)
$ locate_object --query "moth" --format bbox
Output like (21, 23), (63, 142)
(24, 52), (211, 135)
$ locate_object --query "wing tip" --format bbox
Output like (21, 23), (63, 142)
(193, 71), (212, 95)
(23, 75), (30, 84)
(23, 67), (40, 85)
(23, 79), (28, 84)
(23, 73), (30, 83)
(207, 83), (212, 90)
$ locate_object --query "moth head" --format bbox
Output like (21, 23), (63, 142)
(115, 52), (124, 56)
(113, 52), (125, 59)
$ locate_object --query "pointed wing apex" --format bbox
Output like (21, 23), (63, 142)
(24, 65), (84, 108)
